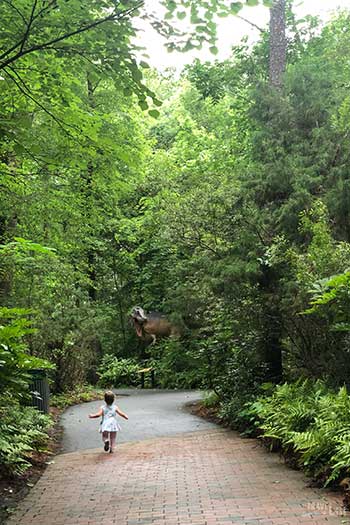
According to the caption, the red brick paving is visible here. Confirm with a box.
[6,429,349,525]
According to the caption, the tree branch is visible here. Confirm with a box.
[3,1,27,24]
[236,15,266,33]
[0,1,59,62]
[4,67,78,136]
[41,45,107,77]
[4,67,121,154]
[30,0,58,23]
[0,1,144,71]
[19,0,38,53]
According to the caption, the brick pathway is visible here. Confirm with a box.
[7,429,349,525]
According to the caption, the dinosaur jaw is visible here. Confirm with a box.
[135,324,143,338]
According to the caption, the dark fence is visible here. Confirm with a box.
[28,369,50,414]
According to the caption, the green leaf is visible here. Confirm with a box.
[139,100,148,110]
[166,0,177,12]
[131,68,143,82]
[230,2,243,13]
[13,144,25,155]
[12,238,56,255]
[139,61,150,69]
[148,109,160,118]
[177,11,186,20]
[18,115,33,129]
[183,41,195,51]
[209,46,219,55]
[246,0,259,5]
[31,144,42,155]
[152,98,163,107]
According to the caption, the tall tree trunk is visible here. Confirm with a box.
[86,75,97,302]
[112,255,127,347]
[260,265,283,383]
[259,0,287,383]
[269,0,287,90]
[80,74,102,382]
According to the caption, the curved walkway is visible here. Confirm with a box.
[61,389,217,452]
[7,390,348,525]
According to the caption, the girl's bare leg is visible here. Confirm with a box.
[102,431,110,451]
[109,431,117,453]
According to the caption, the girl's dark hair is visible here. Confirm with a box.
[104,391,115,405]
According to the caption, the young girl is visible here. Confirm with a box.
[88,391,128,453]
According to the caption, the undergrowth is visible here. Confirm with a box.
[0,396,52,478]
[220,379,350,486]
[50,384,104,410]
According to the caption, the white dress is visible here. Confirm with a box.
[99,404,121,433]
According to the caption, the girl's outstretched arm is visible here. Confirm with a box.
[88,408,103,418]
[116,406,128,420]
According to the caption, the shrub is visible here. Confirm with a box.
[0,395,52,477]
[0,308,54,478]
[97,356,140,387]
[148,339,203,389]
[202,390,220,409]
[0,307,53,399]
[244,380,350,485]
[50,384,104,410]
[218,344,268,431]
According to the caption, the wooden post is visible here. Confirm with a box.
[138,367,154,389]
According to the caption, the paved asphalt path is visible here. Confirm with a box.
[61,389,217,452]
[8,390,347,524]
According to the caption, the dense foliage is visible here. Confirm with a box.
[2,0,350,483]
[235,380,350,486]
[0,397,51,476]
[97,356,140,387]
[0,307,53,476]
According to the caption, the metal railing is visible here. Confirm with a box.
[28,369,50,414]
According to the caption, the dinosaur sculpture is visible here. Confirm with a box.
[130,306,180,344]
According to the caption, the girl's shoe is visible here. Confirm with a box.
[109,448,113,454]
[104,440,110,452]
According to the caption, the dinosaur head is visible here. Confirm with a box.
[130,306,148,337]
